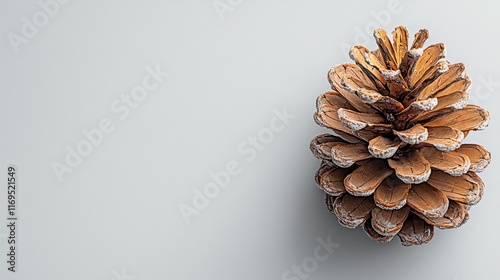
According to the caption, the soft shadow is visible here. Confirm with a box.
[287,159,402,259]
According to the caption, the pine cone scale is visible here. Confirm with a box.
[455,144,491,172]
[398,214,434,246]
[371,205,410,236]
[413,200,466,229]
[406,183,449,218]
[373,175,411,210]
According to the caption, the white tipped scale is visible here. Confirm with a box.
[338,108,367,131]
[381,69,401,79]
[423,126,464,152]
[437,58,449,73]
[407,183,449,219]
[394,124,429,145]
[368,136,401,159]
[337,108,389,133]
[419,147,471,177]
[423,105,490,131]
[409,48,423,56]
[427,171,484,206]
[330,143,373,168]
[388,150,432,185]
[456,144,491,173]
[411,98,438,111]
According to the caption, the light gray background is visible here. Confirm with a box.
[1,0,499,279]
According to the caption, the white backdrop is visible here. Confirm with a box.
[1,0,499,279]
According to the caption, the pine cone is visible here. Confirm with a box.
[310,26,491,246]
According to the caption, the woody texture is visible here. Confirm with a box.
[310,26,491,246]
